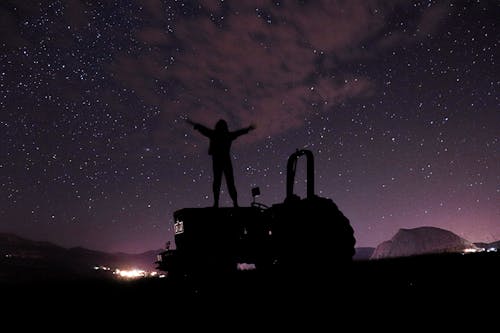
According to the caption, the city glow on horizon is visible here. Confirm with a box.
[93,265,161,280]
[114,268,147,279]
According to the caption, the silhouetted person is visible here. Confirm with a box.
[186,118,255,208]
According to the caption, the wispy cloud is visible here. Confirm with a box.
[1,0,448,148]
[114,0,418,147]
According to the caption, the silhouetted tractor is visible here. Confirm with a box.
[157,149,355,279]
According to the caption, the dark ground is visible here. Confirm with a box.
[2,252,498,326]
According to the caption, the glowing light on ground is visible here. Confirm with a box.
[237,263,256,271]
[92,265,162,280]
[94,265,111,271]
[114,268,147,279]
[463,248,480,253]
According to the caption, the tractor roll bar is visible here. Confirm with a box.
[286,149,314,200]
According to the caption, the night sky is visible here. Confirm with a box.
[1,0,498,253]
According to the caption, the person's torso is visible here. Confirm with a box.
[209,132,232,156]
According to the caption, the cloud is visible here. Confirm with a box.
[377,2,449,50]
[140,0,166,22]
[136,27,171,45]
[4,1,448,150]
[108,1,444,149]
[417,2,449,36]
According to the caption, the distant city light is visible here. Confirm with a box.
[463,248,482,253]
[114,268,147,279]
[93,265,111,271]
[237,263,256,271]
[91,265,161,280]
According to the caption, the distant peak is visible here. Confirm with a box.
[397,226,449,233]
[372,226,476,259]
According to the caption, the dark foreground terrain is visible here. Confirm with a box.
[2,251,498,325]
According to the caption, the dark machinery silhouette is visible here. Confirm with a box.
[157,149,355,278]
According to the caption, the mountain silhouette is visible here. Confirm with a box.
[474,240,500,249]
[0,232,161,282]
[353,247,375,260]
[371,226,477,259]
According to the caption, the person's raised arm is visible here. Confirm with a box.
[185,118,212,137]
[185,118,197,127]
[231,124,256,139]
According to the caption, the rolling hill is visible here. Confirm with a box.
[0,233,162,282]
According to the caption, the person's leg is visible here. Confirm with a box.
[212,158,223,207]
[224,158,238,207]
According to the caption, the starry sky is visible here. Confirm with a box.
[1,0,498,253]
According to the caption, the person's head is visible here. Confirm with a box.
[215,119,228,132]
